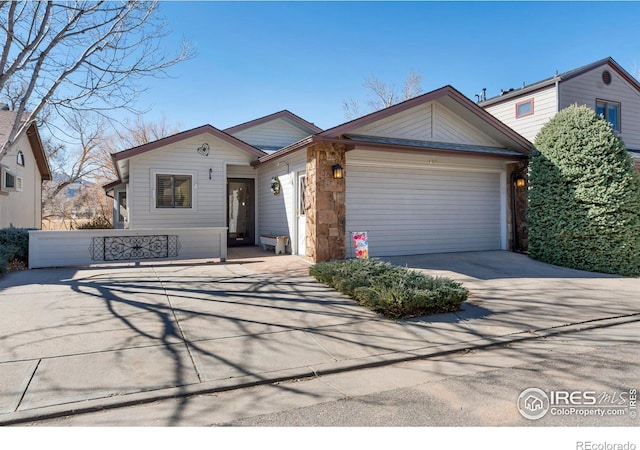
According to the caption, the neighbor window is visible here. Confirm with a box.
[156,174,192,208]
[516,99,534,118]
[596,100,621,132]
[1,167,22,192]
[16,151,24,166]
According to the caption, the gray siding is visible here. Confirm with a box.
[352,101,503,147]
[483,85,558,142]
[229,118,312,151]
[256,149,306,251]
[128,133,255,229]
[559,67,640,150]
[345,150,506,257]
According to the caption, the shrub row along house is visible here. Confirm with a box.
[100,57,640,264]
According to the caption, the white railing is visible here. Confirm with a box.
[29,227,227,269]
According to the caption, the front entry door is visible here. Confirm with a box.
[227,178,255,247]
[296,172,306,255]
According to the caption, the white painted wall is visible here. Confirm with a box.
[229,118,312,151]
[483,85,558,142]
[29,227,227,269]
[127,132,255,229]
[256,149,306,254]
[345,149,507,257]
[0,132,43,229]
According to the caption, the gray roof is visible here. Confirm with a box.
[0,109,22,145]
[343,134,524,157]
[479,57,640,107]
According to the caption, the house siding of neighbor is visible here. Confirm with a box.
[481,57,640,170]
[0,109,51,229]
[106,87,532,263]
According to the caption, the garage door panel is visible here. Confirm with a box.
[346,162,502,257]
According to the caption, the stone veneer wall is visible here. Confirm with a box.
[305,142,346,262]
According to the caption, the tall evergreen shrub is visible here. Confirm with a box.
[528,104,640,276]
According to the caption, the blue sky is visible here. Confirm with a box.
[133,1,640,131]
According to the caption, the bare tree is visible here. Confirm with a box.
[115,115,182,149]
[0,1,193,161]
[343,70,424,120]
[46,111,116,198]
[42,114,182,228]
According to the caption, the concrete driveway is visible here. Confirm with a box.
[0,249,638,425]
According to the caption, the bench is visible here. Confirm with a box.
[260,235,289,255]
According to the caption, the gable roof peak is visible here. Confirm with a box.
[480,56,639,106]
[112,123,266,162]
[224,110,322,135]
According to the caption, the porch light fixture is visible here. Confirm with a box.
[515,177,526,187]
[332,164,344,179]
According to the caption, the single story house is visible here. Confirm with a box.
[106,85,532,263]
[0,106,51,229]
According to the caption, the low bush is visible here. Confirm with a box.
[75,216,112,229]
[310,258,468,319]
[0,228,31,274]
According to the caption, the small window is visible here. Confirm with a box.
[596,100,621,132]
[16,151,24,166]
[4,171,15,189]
[156,174,192,208]
[1,168,22,192]
[516,99,534,118]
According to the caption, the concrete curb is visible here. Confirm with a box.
[2,312,639,426]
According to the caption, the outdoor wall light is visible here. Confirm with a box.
[515,177,526,187]
[332,164,344,179]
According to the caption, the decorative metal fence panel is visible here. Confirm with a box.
[29,227,227,269]
[89,235,180,261]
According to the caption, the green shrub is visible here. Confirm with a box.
[529,104,640,276]
[0,228,31,274]
[309,258,468,319]
[75,216,112,229]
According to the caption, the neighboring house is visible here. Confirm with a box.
[479,57,640,170]
[0,106,52,229]
[106,87,532,262]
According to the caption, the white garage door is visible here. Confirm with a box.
[346,161,503,257]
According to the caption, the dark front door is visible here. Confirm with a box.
[227,178,255,247]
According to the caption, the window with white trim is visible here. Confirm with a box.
[596,100,621,132]
[1,167,22,192]
[16,151,24,166]
[156,174,192,208]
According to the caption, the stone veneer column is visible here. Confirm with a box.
[305,142,346,263]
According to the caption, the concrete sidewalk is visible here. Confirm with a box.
[1,249,639,425]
